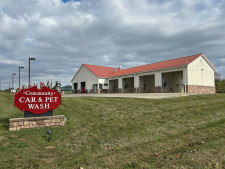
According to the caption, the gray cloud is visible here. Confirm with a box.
[0,0,225,90]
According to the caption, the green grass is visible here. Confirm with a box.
[0,93,225,168]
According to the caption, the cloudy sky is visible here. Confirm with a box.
[0,0,224,90]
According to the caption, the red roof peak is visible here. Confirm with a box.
[83,64,119,77]
[83,64,115,68]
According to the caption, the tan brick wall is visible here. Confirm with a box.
[100,89,108,93]
[155,86,162,93]
[118,88,122,93]
[9,115,66,131]
[134,87,139,93]
[187,85,215,93]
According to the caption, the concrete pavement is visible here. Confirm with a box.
[62,93,190,99]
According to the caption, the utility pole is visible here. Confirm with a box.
[28,57,36,88]
[19,66,24,90]
[12,73,16,91]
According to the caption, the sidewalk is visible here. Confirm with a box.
[62,93,189,99]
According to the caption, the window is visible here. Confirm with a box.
[99,84,103,90]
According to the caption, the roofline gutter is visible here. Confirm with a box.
[107,65,188,79]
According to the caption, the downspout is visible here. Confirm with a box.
[184,66,187,93]
[185,69,186,93]
[183,66,187,93]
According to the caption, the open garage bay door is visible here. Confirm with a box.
[162,71,184,93]
[73,83,78,93]
[123,77,134,93]
[139,74,155,93]
[109,79,118,93]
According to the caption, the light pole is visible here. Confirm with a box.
[19,66,24,90]
[12,73,16,91]
[29,57,36,88]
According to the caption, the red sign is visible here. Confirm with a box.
[15,86,61,114]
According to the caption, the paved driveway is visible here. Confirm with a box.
[62,93,190,99]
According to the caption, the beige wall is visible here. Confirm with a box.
[187,56,215,86]
[71,66,99,91]
[134,76,139,88]
[155,72,162,87]
[98,79,109,90]
[118,77,123,89]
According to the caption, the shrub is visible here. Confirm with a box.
[215,79,225,93]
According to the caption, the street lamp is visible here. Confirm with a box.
[12,73,16,91]
[19,66,24,90]
[29,57,36,88]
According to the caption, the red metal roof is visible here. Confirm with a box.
[83,64,120,77]
[84,53,203,77]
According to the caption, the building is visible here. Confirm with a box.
[61,85,72,92]
[71,53,216,94]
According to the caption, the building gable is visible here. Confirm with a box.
[71,64,99,82]
[188,54,216,71]
[187,54,215,86]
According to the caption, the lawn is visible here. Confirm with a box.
[0,93,224,168]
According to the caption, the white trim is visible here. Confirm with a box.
[201,54,216,71]
[71,64,83,82]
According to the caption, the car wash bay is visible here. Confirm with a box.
[162,71,184,93]
[108,70,185,93]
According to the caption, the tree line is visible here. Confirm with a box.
[215,80,225,93]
